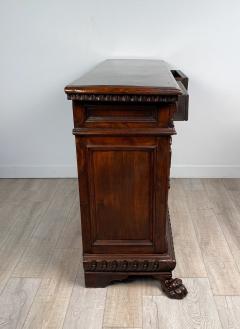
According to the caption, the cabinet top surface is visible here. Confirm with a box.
[65,59,182,96]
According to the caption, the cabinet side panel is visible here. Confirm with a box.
[88,146,155,245]
[75,137,92,253]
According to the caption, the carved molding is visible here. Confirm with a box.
[67,93,177,103]
[84,259,170,272]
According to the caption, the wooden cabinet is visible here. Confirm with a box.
[65,59,188,299]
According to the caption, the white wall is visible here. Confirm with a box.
[1,0,240,178]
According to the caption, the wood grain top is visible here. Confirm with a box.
[65,59,182,96]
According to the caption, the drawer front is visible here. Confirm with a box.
[76,136,170,254]
[174,81,189,121]
[85,104,157,123]
[72,102,174,128]
[171,70,189,121]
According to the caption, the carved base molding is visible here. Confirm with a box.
[84,259,173,272]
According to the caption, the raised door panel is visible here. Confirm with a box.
[76,136,169,254]
[89,146,155,247]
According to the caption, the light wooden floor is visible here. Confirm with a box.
[0,178,240,329]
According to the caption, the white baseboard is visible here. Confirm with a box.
[171,165,240,178]
[0,165,240,178]
[0,165,78,178]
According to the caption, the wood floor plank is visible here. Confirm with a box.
[201,180,240,283]
[31,179,77,242]
[21,179,60,203]
[169,179,207,278]
[0,202,23,235]
[143,278,222,329]
[191,207,234,260]
[0,229,27,294]
[226,188,240,214]
[201,179,228,212]
[214,206,240,273]
[0,271,11,296]
[63,267,106,329]
[0,180,60,292]
[0,180,60,247]
[0,179,26,203]
[0,201,53,293]
[55,195,82,249]
[1,201,49,248]
[12,179,77,277]
[0,278,40,329]
[140,278,163,296]
[182,180,240,295]
[8,179,60,203]
[180,178,210,210]
[0,200,50,248]
[215,296,240,329]
[193,208,240,295]
[206,180,240,272]
[222,178,240,191]
[103,280,143,328]
[173,239,207,278]
[22,248,80,329]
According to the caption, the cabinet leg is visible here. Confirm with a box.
[159,277,188,299]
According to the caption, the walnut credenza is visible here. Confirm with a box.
[65,59,189,299]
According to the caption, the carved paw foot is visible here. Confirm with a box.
[160,278,188,299]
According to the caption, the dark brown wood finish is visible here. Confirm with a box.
[65,59,188,299]
[65,59,182,96]
[171,70,189,121]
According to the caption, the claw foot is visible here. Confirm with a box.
[160,278,188,299]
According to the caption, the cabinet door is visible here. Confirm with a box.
[76,136,169,254]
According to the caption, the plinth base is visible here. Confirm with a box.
[83,213,188,299]
[84,272,187,299]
